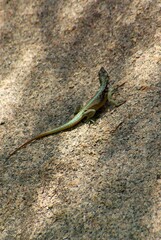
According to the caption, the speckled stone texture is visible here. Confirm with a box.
[1,0,161,239]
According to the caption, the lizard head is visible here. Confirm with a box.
[98,67,110,85]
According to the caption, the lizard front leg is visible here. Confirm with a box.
[108,87,125,107]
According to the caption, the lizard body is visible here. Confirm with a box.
[8,67,115,158]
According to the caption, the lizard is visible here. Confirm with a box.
[7,67,122,159]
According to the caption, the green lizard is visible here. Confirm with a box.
[8,67,121,158]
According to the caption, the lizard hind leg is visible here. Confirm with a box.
[83,109,96,121]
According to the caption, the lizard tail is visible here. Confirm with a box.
[7,114,82,159]
[7,109,84,159]
[7,137,38,159]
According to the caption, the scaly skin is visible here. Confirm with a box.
[8,67,116,158]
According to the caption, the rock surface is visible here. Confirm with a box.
[1,0,161,239]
